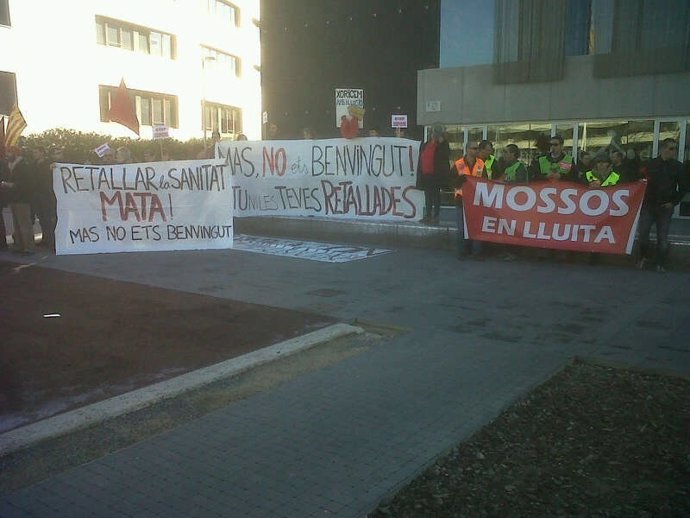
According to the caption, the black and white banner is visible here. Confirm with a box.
[217,137,423,221]
[54,160,232,255]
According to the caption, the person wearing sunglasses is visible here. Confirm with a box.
[530,134,577,182]
[636,138,689,272]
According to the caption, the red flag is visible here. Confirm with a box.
[0,117,5,160]
[108,79,140,136]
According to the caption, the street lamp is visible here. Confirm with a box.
[202,55,216,147]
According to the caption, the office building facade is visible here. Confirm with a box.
[418,0,690,217]
[0,0,261,140]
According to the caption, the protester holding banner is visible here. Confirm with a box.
[416,125,450,225]
[452,141,485,258]
[2,143,36,254]
[585,154,620,188]
[636,138,689,272]
[478,140,497,179]
[499,144,529,184]
[32,146,56,250]
[530,134,577,182]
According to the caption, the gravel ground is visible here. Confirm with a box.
[369,360,690,517]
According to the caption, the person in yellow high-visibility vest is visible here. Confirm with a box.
[585,154,620,188]
[478,140,496,180]
[529,134,577,182]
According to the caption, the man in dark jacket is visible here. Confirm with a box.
[0,158,9,250]
[32,146,56,250]
[2,143,36,254]
[416,125,450,224]
[636,138,689,272]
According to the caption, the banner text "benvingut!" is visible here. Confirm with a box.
[217,137,424,221]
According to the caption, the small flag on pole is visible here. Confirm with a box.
[5,105,27,148]
[108,79,140,136]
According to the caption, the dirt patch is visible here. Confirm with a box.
[0,261,334,433]
[369,360,690,517]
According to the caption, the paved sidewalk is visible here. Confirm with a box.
[1,243,689,517]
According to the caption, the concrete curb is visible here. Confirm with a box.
[0,323,364,457]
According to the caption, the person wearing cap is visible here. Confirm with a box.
[416,125,450,225]
[451,141,485,258]
[585,154,620,188]
[636,138,689,272]
[530,134,577,182]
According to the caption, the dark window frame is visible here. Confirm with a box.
[99,85,179,128]
[201,46,242,77]
[95,16,176,59]
[203,101,242,134]
[207,0,240,27]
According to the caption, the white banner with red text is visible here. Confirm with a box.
[461,177,647,255]
[54,160,232,255]
[216,137,423,221]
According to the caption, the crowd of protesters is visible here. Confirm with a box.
[416,129,690,272]
[0,129,247,254]
[1,128,688,272]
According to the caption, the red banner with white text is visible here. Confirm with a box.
[462,177,647,255]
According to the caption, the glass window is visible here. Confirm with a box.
[151,98,163,125]
[150,32,161,56]
[96,21,105,45]
[467,127,484,146]
[107,24,120,47]
[578,120,655,162]
[99,88,111,122]
[100,85,177,128]
[0,0,11,27]
[204,102,242,135]
[137,32,149,53]
[201,46,240,76]
[164,99,172,127]
[138,96,150,126]
[565,0,592,56]
[96,16,173,59]
[162,34,172,59]
[121,28,133,51]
